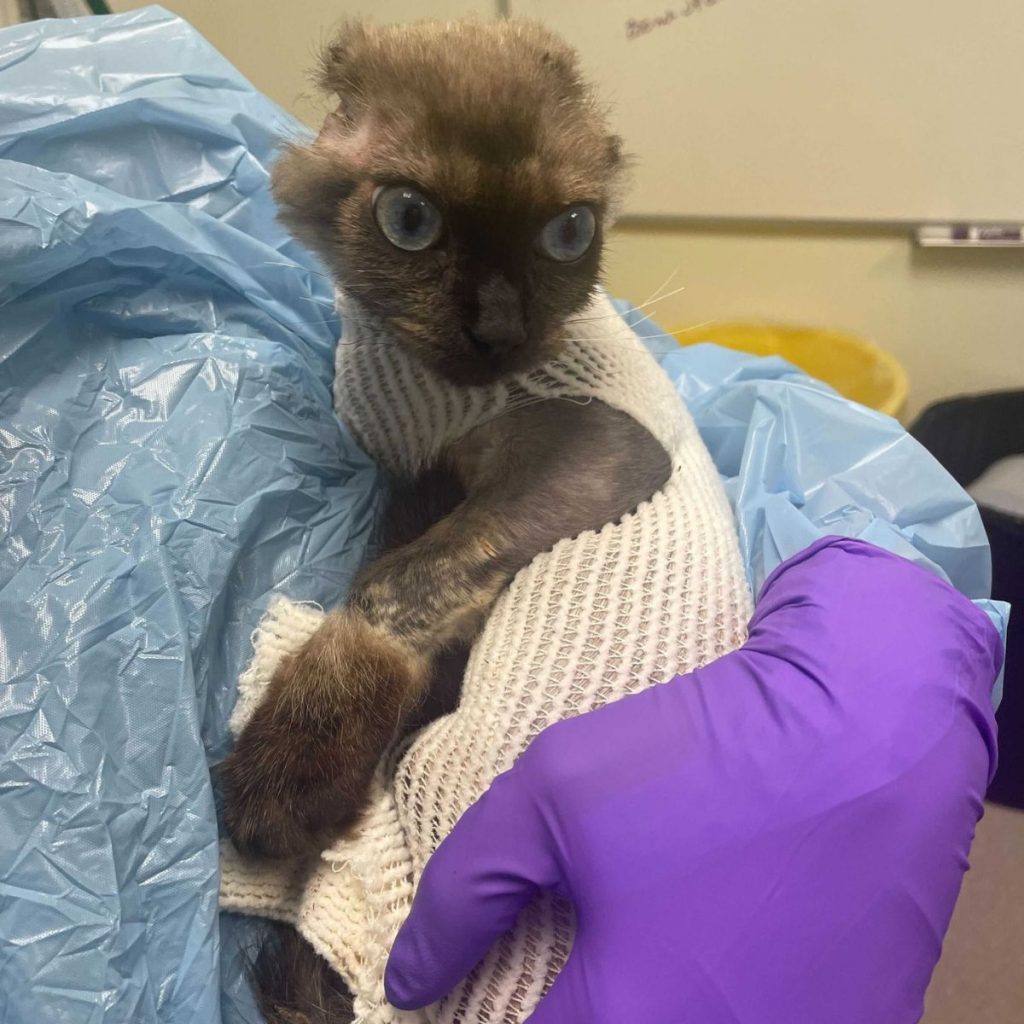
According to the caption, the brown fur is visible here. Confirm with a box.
[249,923,354,1024]
[223,18,670,1022]
[222,401,670,859]
[271,18,626,386]
[222,612,427,858]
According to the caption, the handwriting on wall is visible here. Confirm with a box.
[626,0,726,41]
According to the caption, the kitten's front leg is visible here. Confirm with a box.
[221,505,510,860]
[222,399,670,859]
[222,611,429,858]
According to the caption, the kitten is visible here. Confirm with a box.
[221,19,670,1021]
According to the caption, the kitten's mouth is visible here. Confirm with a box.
[464,329,495,357]
[449,329,557,386]
[383,316,561,387]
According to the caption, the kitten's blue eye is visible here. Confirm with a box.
[373,185,443,251]
[538,205,596,262]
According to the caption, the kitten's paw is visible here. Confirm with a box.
[221,709,360,859]
[221,612,426,859]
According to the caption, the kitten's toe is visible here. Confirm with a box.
[221,773,324,859]
[222,612,416,858]
[220,723,368,859]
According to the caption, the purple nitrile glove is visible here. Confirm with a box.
[385,537,1002,1024]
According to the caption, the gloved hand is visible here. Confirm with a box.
[384,537,1001,1024]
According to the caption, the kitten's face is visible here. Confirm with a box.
[273,20,626,386]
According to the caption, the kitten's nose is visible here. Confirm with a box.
[469,274,526,356]
[465,326,522,355]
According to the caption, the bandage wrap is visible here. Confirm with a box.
[219,292,753,1022]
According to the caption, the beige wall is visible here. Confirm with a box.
[113,1,1024,421]
[110,1,491,124]
[607,222,1024,421]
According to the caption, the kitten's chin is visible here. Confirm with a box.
[433,344,559,388]
[389,329,562,388]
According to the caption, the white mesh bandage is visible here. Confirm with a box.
[220,291,752,1023]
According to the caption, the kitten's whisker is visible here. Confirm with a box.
[290,318,343,329]
[631,282,690,312]
[672,319,719,336]
[257,261,335,281]
[564,311,633,325]
[564,337,676,350]
[565,270,680,326]
[566,318,718,348]
[638,267,680,310]
[566,283,689,328]
[290,306,394,330]
[622,284,691,333]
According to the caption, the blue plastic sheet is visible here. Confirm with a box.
[0,8,1007,1024]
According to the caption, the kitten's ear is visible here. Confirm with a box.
[538,45,578,82]
[314,21,378,169]
[606,135,625,172]
[602,134,632,225]
[317,20,371,105]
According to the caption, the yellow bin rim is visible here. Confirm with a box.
[671,321,908,419]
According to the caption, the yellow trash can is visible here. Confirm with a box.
[673,323,908,419]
